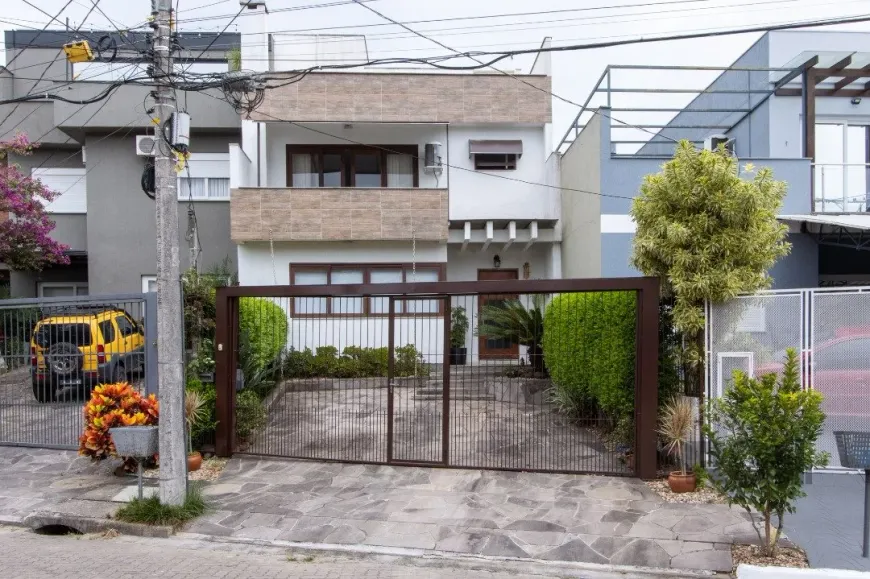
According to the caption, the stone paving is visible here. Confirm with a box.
[0,446,760,573]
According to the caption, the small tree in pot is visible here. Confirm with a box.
[449,306,469,365]
[185,389,208,472]
[659,396,696,493]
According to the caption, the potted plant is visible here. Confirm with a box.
[449,306,469,365]
[185,389,208,472]
[658,396,696,493]
[477,295,547,374]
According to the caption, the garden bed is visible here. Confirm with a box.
[645,478,727,504]
[731,544,808,573]
[143,457,227,482]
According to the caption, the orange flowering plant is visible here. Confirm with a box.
[78,382,159,461]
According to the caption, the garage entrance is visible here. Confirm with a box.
[214,278,659,478]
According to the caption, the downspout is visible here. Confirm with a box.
[256,122,261,187]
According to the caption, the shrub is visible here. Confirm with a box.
[281,345,426,378]
[478,296,546,373]
[185,378,218,448]
[238,330,279,399]
[238,297,288,372]
[543,292,636,423]
[705,349,827,556]
[79,383,159,461]
[450,307,469,349]
[236,389,267,442]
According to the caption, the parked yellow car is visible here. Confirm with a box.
[30,307,145,402]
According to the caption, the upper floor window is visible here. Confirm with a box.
[177,153,230,201]
[469,140,522,171]
[287,145,418,188]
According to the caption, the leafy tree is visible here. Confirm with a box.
[631,141,791,437]
[705,349,827,556]
[0,134,69,270]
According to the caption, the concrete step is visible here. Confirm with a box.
[415,392,496,401]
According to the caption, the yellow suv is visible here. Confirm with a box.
[30,307,145,402]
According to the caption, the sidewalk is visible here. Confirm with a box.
[0,446,758,574]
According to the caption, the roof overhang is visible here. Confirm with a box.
[779,214,870,251]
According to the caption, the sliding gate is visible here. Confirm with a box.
[214,278,659,478]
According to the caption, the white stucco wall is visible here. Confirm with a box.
[263,122,449,189]
[738,565,870,579]
[447,124,559,222]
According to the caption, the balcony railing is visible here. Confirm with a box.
[813,163,870,213]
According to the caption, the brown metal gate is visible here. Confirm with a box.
[214,278,659,478]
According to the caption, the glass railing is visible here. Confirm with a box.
[813,163,870,213]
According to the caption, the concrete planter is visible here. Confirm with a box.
[109,426,158,457]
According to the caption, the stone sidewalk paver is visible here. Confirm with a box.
[0,526,691,579]
[0,446,758,573]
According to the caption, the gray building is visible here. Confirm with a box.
[0,30,242,297]
[559,29,870,289]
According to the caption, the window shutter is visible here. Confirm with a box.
[32,168,87,213]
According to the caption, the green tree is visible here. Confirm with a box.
[477,295,547,373]
[705,349,827,556]
[631,141,791,417]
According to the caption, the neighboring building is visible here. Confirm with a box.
[559,29,870,288]
[230,4,560,362]
[0,30,241,297]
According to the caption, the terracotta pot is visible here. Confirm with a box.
[667,471,697,493]
[625,452,635,470]
[187,451,202,472]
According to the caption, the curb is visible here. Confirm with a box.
[177,532,724,578]
[22,513,173,539]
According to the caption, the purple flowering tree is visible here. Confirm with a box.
[0,134,69,271]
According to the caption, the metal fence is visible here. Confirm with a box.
[0,293,156,450]
[213,278,661,478]
[706,286,870,470]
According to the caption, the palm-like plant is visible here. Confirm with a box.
[658,396,694,475]
[477,294,547,374]
[184,390,208,455]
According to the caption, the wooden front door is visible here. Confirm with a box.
[477,269,520,360]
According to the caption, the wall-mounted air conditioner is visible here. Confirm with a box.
[424,142,443,174]
[135,135,157,157]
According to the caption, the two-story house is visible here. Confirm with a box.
[558,29,870,289]
[230,3,561,362]
[0,30,241,297]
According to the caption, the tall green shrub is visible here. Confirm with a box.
[543,292,636,422]
[238,298,288,371]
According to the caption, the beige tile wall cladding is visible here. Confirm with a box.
[249,73,552,123]
[231,188,449,242]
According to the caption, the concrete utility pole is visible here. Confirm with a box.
[152,0,187,506]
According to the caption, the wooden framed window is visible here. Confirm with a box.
[289,263,445,316]
[286,145,419,188]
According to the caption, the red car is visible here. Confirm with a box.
[754,327,870,417]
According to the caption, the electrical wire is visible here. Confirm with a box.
[178,4,246,80]
[174,0,383,24]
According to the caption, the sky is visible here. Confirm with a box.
[3,0,870,148]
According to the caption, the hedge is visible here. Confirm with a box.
[283,345,428,378]
[542,291,637,422]
[238,298,288,372]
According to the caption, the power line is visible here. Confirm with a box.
[175,0,383,24]
[5,0,75,70]
[178,4,246,80]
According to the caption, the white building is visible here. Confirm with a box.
[229,3,560,363]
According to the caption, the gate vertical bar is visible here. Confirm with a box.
[214,289,236,457]
[386,296,395,463]
[442,296,450,465]
[636,280,659,479]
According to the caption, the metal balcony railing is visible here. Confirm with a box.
[813,163,870,213]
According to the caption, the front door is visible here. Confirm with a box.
[477,269,519,360]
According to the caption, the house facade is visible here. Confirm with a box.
[231,4,560,362]
[559,29,870,288]
[0,30,241,297]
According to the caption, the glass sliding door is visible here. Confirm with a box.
[814,122,869,213]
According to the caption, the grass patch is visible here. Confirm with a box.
[115,484,208,528]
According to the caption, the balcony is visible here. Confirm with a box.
[814,163,870,213]
[230,187,448,243]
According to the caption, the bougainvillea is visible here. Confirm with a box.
[79,383,159,461]
[0,133,70,271]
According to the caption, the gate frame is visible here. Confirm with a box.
[214,277,660,479]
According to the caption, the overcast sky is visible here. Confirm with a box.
[3,0,870,145]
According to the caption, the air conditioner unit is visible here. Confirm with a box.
[704,134,735,155]
[136,135,158,157]
[424,142,443,174]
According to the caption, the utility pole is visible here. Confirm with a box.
[152,0,187,506]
